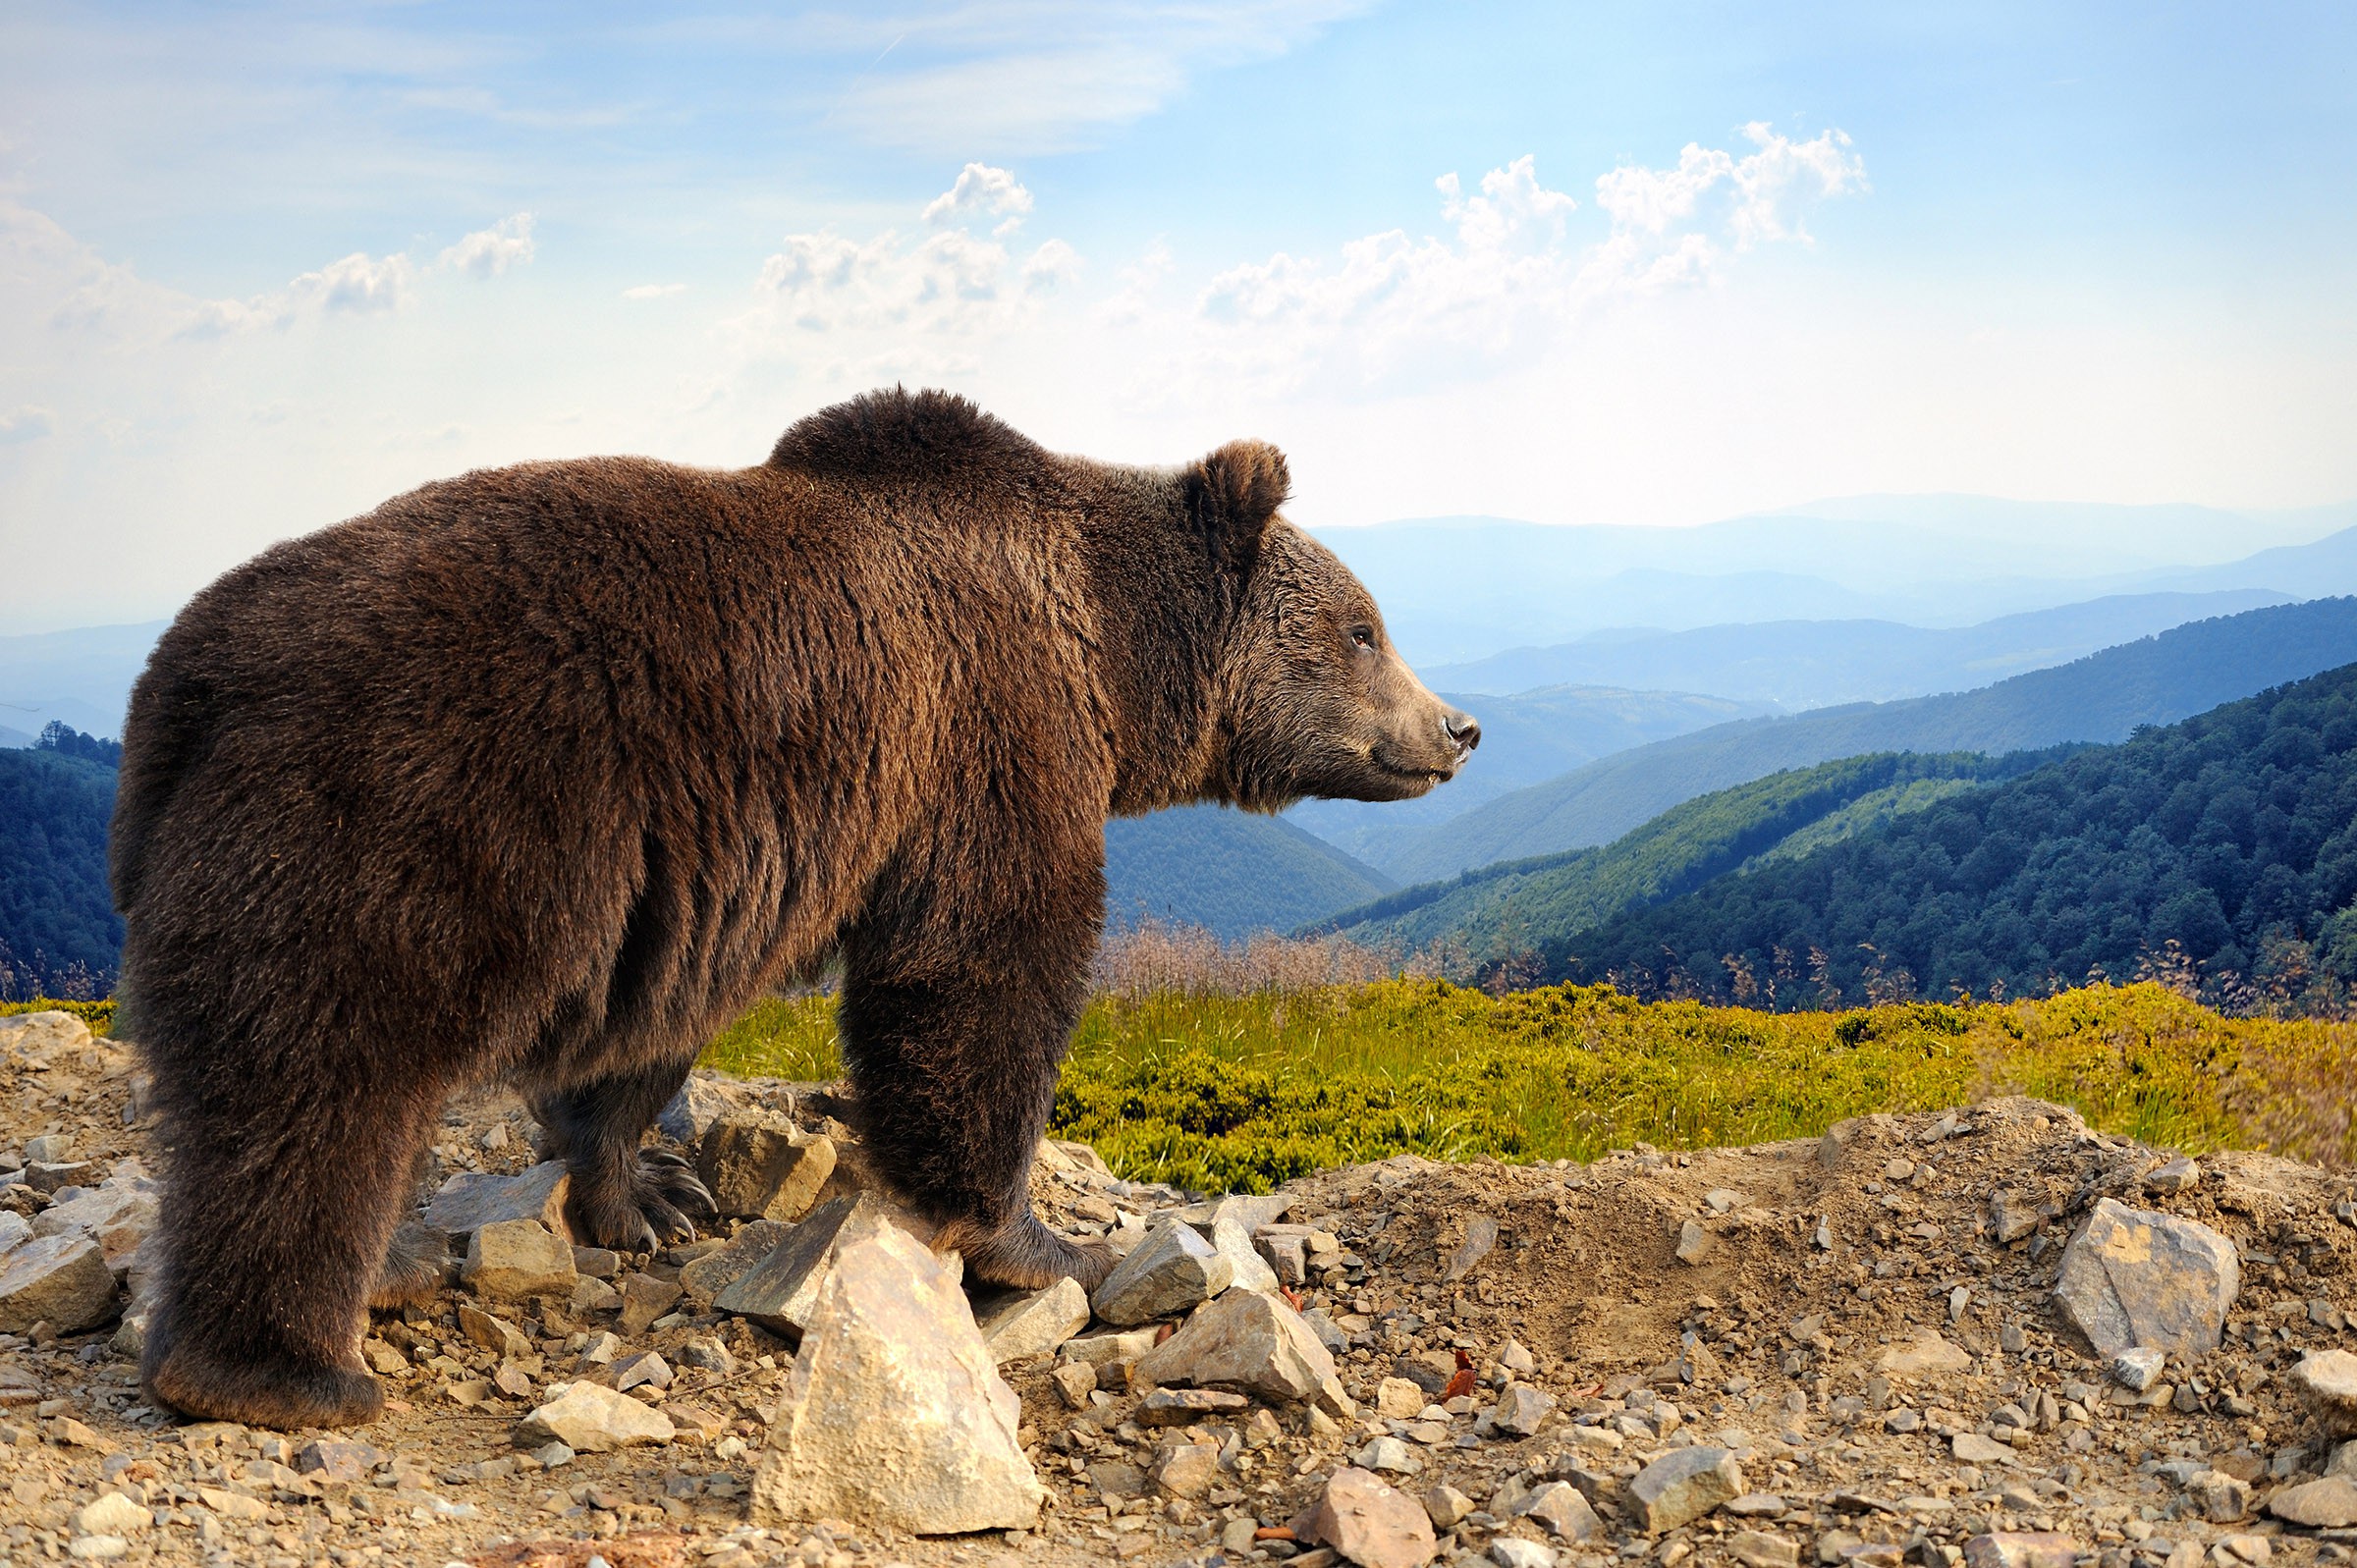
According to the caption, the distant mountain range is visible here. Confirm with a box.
[1311,749,2069,965]
[1418,590,2288,709]
[1353,598,2357,884]
[1555,660,2357,1008]
[1104,806,1392,941]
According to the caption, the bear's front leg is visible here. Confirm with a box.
[533,1056,718,1255]
[838,887,1114,1292]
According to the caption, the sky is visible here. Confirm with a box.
[2,1,2354,630]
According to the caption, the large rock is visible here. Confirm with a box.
[515,1382,674,1451]
[1212,1215,1281,1295]
[2269,1476,2357,1529]
[462,1220,577,1300]
[2290,1350,2357,1437]
[35,1178,158,1276]
[696,1112,836,1221]
[0,1234,117,1333]
[1090,1215,1233,1325]
[752,1222,1043,1535]
[714,1192,904,1336]
[971,1277,1091,1364]
[1131,1288,1354,1416]
[425,1162,573,1245]
[1628,1447,1745,1534]
[0,1010,92,1057]
[1297,1467,1436,1568]
[2052,1197,2238,1358]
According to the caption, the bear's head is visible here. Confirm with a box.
[1186,440,1480,811]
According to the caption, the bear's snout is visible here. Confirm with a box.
[1443,708,1480,756]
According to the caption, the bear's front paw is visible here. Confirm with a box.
[954,1214,1117,1292]
[568,1147,718,1255]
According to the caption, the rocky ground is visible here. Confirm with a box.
[10,1008,2357,1568]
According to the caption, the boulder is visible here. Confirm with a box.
[1131,1288,1355,1416]
[0,1010,92,1057]
[657,1075,741,1144]
[2290,1350,2357,1437]
[1628,1446,1745,1533]
[426,1162,573,1245]
[970,1277,1091,1364]
[714,1192,905,1336]
[1090,1215,1233,1326]
[462,1220,577,1301]
[2052,1197,2238,1358]
[515,1383,674,1452]
[0,1234,117,1333]
[751,1222,1043,1535]
[1298,1467,1437,1568]
[696,1111,836,1221]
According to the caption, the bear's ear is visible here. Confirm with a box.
[1183,439,1290,571]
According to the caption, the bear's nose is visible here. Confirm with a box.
[1444,709,1481,753]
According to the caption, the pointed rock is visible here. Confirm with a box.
[1131,1288,1355,1416]
[714,1192,906,1336]
[0,1234,116,1333]
[1629,1446,1745,1534]
[1299,1466,1437,1568]
[426,1162,573,1245]
[2052,1197,2238,1358]
[752,1222,1043,1535]
[515,1382,674,1451]
[1090,1215,1233,1325]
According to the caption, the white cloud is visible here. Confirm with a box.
[439,213,536,278]
[622,283,688,299]
[181,249,415,338]
[0,406,55,444]
[921,163,1033,233]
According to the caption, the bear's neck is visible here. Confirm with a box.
[1076,518,1241,818]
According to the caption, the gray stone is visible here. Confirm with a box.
[1138,1387,1248,1425]
[1489,1382,1557,1437]
[2186,1470,2251,1523]
[74,1491,149,1538]
[1132,1287,1355,1416]
[515,1382,674,1451]
[26,1161,95,1194]
[656,1075,740,1144]
[676,1219,792,1306]
[462,1219,577,1300]
[971,1276,1091,1364]
[713,1192,902,1336]
[1490,1540,1554,1568]
[612,1350,672,1394]
[1300,1466,1437,1568]
[2268,1476,2357,1528]
[1952,1433,2017,1465]
[1629,1446,1745,1533]
[1356,1434,1421,1474]
[616,1272,683,1336]
[1443,1215,1501,1283]
[1153,1440,1222,1498]
[2290,1349,2357,1437]
[1212,1215,1281,1295]
[2109,1346,2165,1392]
[751,1222,1043,1535]
[696,1111,836,1221]
[426,1162,573,1245]
[1676,1219,1711,1265]
[1090,1215,1233,1325]
[0,1234,116,1333]
[2148,1157,2202,1193]
[1061,1326,1159,1367]
[1176,1193,1293,1234]
[1961,1535,2080,1568]
[1256,1224,1311,1286]
[0,1212,28,1258]
[2052,1197,2239,1358]
[1876,1330,1973,1376]
[1525,1480,1602,1541]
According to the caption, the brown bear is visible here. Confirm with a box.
[112,387,1479,1430]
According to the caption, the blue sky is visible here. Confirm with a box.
[3,2,2353,628]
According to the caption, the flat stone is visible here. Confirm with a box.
[1175,1193,1293,1234]
[657,1075,741,1144]
[571,1246,621,1278]
[1730,1530,1803,1568]
[1357,1434,1421,1474]
[675,1219,791,1305]
[1952,1433,2018,1465]
[294,1439,385,1484]
[570,1275,621,1313]
[1090,1215,1233,1326]
[462,1220,577,1300]
[970,1276,1091,1364]
[696,1111,836,1221]
[26,1161,95,1194]
[1629,1446,1746,1533]
[1131,1288,1355,1416]
[1676,1219,1712,1265]
[1961,1534,2081,1568]
[425,1162,573,1244]
[1213,1214,1281,1295]
[1876,1330,1972,1377]
[612,1350,673,1394]
[2052,1197,2239,1358]
[1138,1387,1249,1426]
[751,1222,1043,1535]
[1443,1215,1501,1283]
[2110,1346,2166,1391]
[713,1192,903,1336]
[2269,1476,2357,1528]
[457,1303,531,1359]
[1061,1326,1160,1367]
[0,1234,116,1333]
[617,1272,683,1336]
[2148,1158,2202,1193]
[515,1382,674,1451]
[74,1491,150,1537]
[2290,1350,2357,1437]
[1300,1466,1437,1568]
[1489,1382,1557,1437]
[1491,1539,1554,1568]
[1526,1480,1603,1541]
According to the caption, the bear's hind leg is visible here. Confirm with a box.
[533,1057,715,1255]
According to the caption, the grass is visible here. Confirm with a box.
[694,976,2357,1196]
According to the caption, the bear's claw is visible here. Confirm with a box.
[568,1146,719,1255]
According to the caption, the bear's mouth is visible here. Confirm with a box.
[1370,747,1457,788]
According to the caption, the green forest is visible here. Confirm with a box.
[0,725,121,1000]
[1551,663,2357,1012]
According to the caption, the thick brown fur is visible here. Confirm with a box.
[112,388,1476,1429]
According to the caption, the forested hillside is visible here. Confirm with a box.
[1104,804,1393,941]
[1554,663,2357,1012]
[1312,749,2065,968]
[0,726,120,1000]
[1367,597,2357,882]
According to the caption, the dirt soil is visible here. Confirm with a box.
[8,1021,2357,1568]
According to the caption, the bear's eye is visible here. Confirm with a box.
[1349,624,1376,652]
